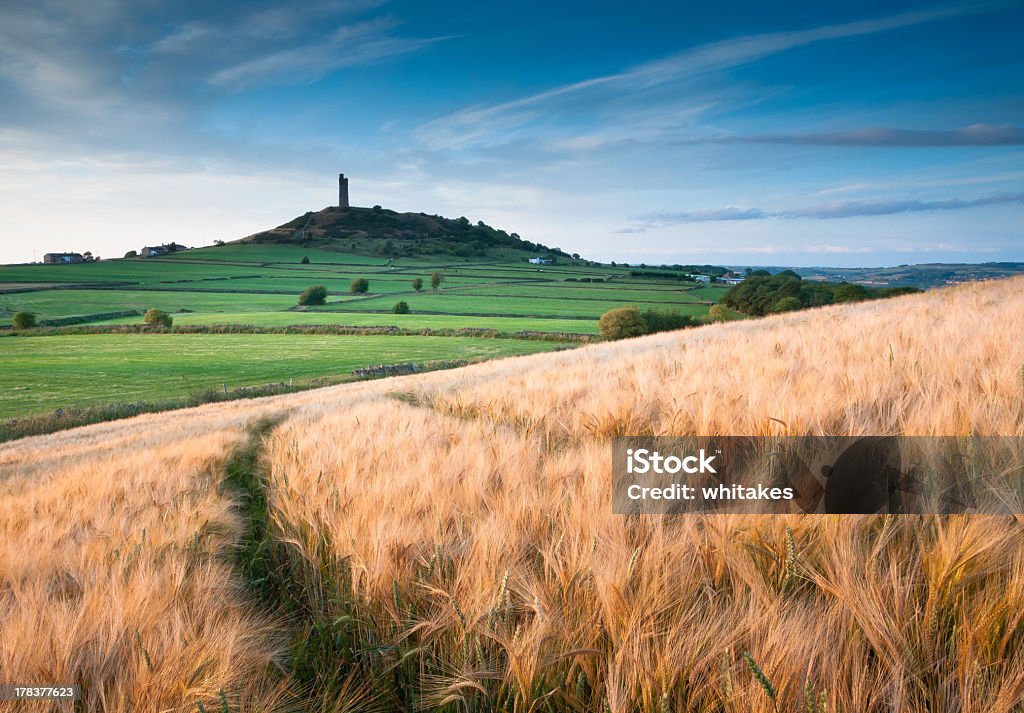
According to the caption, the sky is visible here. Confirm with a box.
[0,0,1021,267]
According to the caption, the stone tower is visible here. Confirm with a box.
[338,173,349,208]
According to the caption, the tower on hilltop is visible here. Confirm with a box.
[338,173,349,208]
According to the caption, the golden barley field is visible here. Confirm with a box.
[2,278,1023,712]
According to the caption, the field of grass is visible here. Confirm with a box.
[1,278,1022,711]
[0,246,731,419]
[0,333,563,417]
[95,310,601,333]
[327,292,713,318]
[0,288,300,317]
[0,249,718,325]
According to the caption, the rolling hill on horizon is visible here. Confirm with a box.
[240,204,575,261]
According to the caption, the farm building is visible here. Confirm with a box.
[721,276,745,285]
[692,274,712,283]
[42,252,84,264]
[528,257,553,265]
[140,243,188,258]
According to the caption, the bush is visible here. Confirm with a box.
[639,309,698,332]
[350,278,370,294]
[392,301,410,314]
[708,304,728,322]
[598,307,700,340]
[412,277,423,291]
[12,312,36,330]
[298,285,328,305]
[143,309,173,328]
[300,256,310,264]
[598,307,649,340]
[123,250,137,258]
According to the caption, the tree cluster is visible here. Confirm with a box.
[721,271,921,316]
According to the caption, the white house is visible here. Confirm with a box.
[528,257,552,265]
[692,274,712,283]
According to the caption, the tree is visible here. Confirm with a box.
[708,304,728,322]
[598,307,648,340]
[350,278,370,294]
[11,312,36,330]
[412,277,423,291]
[300,256,310,264]
[123,250,138,259]
[392,300,410,314]
[143,308,173,328]
[298,285,328,305]
[771,296,802,313]
[832,283,868,303]
[431,272,444,290]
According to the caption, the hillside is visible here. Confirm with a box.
[788,262,1024,288]
[2,278,1023,711]
[242,205,572,260]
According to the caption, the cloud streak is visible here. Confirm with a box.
[705,124,1024,147]
[636,192,1024,225]
[417,2,1009,150]
[207,19,450,88]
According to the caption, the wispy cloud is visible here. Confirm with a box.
[705,124,1024,147]
[815,171,1024,196]
[635,192,1024,225]
[416,2,1008,150]
[208,18,450,88]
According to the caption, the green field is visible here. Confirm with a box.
[0,241,731,420]
[95,311,601,333]
[0,334,563,418]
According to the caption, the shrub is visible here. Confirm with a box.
[639,309,698,332]
[412,278,423,291]
[12,312,36,330]
[599,307,700,340]
[300,256,310,264]
[298,285,328,306]
[598,307,649,340]
[123,250,137,258]
[143,309,173,328]
[431,272,444,290]
[350,278,370,294]
[708,304,728,322]
[392,301,410,314]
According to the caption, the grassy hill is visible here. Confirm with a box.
[2,277,1022,711]
[244,205,572,260]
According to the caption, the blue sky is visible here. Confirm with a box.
[0,0,1021,266]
